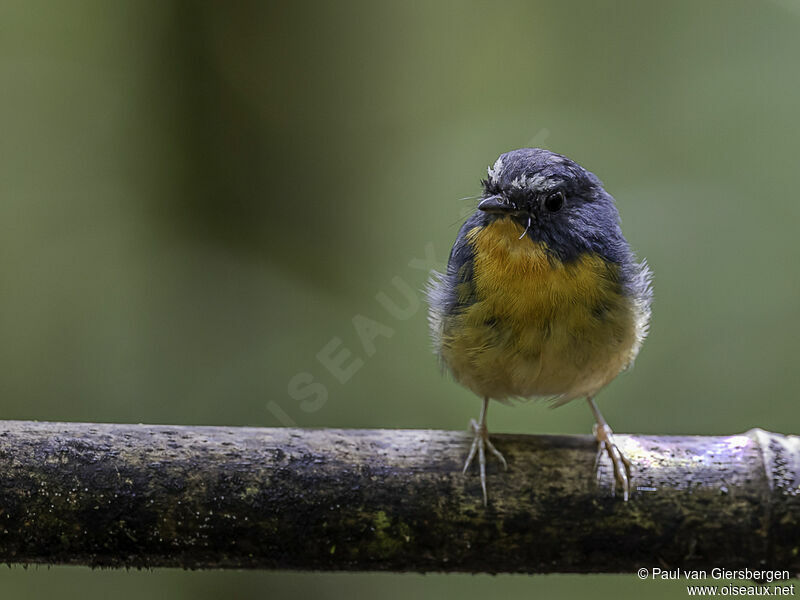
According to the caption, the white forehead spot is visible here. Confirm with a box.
[487,156,504,183]
[509,173,549,192]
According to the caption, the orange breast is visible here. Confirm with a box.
[440,217,638,400]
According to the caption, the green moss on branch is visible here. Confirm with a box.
[0,422,797,574]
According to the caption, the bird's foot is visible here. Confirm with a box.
[463,419,507,505]
[593,422,632,501]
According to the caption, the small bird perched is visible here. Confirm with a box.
[427,148,652,505]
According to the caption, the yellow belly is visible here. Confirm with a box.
[440,218,639,401]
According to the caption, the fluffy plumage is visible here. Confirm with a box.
[427,148,652,403]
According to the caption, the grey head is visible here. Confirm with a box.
[478,147,630,266]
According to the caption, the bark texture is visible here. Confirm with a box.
[0,421,797,573]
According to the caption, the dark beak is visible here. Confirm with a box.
[477,195,512,213]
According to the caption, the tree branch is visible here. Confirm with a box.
[0,421,797,573]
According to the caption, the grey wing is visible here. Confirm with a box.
[425,213,481,356]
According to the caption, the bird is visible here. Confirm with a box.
[427,148,652,505]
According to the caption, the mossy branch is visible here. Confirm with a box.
[0,421,797,573]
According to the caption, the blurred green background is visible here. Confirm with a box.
[1,0,799,597]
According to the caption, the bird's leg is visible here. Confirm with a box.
[587,396,632,501]
[463,397,507,505]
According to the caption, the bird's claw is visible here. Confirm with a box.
[593,423,632,501]
[463,419,507,505]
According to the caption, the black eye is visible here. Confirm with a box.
[543,191,565,212]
